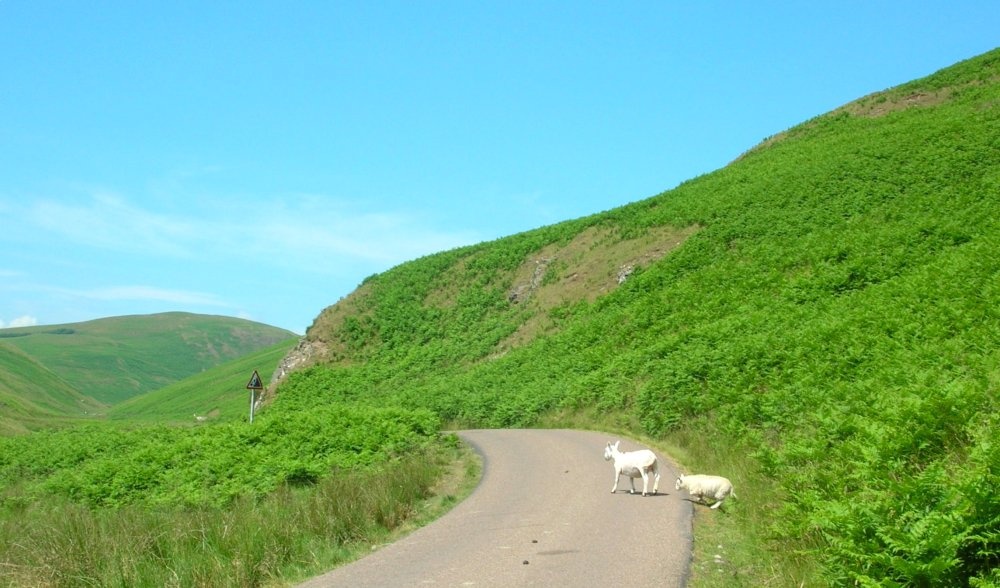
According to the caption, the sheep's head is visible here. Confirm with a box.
[674,476,685,490]
[603,442,614,461]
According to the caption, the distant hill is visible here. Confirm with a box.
[0,312,296,430]
[106,337,298,425]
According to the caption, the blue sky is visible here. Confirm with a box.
[2,2,997,335]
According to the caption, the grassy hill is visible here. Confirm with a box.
[272,49,1000,585]
[106,337,298,425]
[0,344,105,435]
[1,49,997,586]
[0,312,296,426]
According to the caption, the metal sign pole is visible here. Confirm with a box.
[246,370,263,424]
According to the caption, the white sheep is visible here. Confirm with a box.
[674,474,736,509]
[604,441,661,496]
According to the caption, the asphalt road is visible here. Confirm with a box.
[297,429,693,587]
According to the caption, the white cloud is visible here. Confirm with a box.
[27,191,198,257]
[0,315,38,329]
[251,209,479,265]
[15,189,483,272]
[82,286,228,307]
[1,187,493,334]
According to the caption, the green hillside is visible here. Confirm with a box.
[274,49,1000,584]
[0,312,296,408]
[0,344,105,435]
[107,337,298,425]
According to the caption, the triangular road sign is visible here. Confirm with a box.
[246,370,264,390]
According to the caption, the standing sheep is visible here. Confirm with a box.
[674,474,736,509]
[604,441,661,496]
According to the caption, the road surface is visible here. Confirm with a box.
[298,429,693,587]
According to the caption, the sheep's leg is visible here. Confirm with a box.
[652,471,661,495]
[711,496,724,509]
[628,476,637,494]
[611,471,620,494]
[640,471,649,496]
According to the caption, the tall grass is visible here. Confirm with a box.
[663,423,823,587]
[0,443,468,588]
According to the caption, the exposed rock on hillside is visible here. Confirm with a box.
[266,337,326,397]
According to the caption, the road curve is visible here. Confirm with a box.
[297,429,693,587]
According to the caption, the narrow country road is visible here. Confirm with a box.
[297,429,693,588]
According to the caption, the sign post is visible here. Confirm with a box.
[246,370,264,423]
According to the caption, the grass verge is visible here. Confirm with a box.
[663,424,823,587]
[0,436,481,588]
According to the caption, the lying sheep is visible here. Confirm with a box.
[604,440,661,496]
[674,474,736,509]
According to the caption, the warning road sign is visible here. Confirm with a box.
[246,370,264,390]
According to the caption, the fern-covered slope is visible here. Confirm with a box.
[278,49,1000,584]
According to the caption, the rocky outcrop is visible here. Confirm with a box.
[266,337,328,398]
[508,257,553,304]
